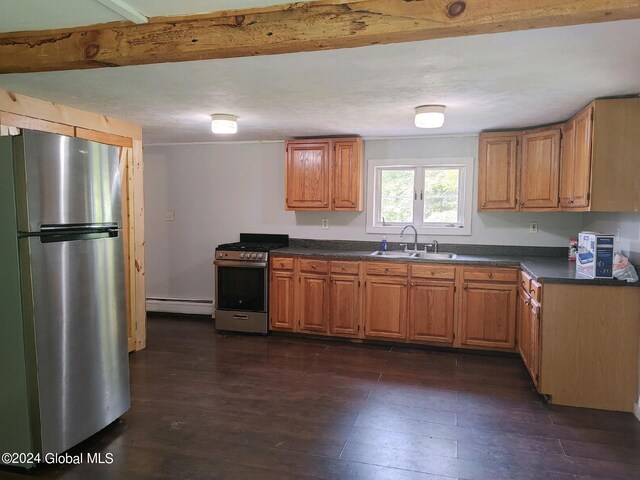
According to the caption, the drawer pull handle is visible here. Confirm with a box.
[312,265,316,269]
[384,268,389,272]
[341,266,346,271]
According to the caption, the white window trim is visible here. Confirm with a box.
[366,157,474,236]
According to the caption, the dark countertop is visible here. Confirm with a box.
[272,247,639,287]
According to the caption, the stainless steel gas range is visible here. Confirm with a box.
[214,233,289,334]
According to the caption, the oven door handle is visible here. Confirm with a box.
[214,260,268,268]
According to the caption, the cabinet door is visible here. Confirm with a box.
[298,272,330,333]
[529,301,541,387]
[518,288,532,370]
[461,282,517,349]
[571,106,593,208]
[269,270,295,330]
[285,141,331,210]
[408,280,454,344]
[333,139,363,211]
[478,132,519,210]
[364,276,407,339]
[559,118,576,208]
[329,274,361,337]
[520,127,561,209]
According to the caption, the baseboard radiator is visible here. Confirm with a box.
[146,298,214,316]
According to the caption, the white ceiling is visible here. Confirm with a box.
[0,0,286,33]
[0,19,639,144]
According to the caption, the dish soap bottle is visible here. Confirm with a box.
[380,235,388,252]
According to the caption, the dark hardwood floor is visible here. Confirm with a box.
[3,314,640,479]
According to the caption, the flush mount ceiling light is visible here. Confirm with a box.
[414,105,446,129]
[210,113,238,134]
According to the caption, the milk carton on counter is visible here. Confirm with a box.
[576,232,615,279]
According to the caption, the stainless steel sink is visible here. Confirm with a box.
[370,250,418,258]
[413,252,457,260]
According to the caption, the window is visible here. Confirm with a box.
[367,157,473,235]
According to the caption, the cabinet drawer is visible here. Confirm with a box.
[529,279,542,303]
[520,270,532,291]
[299,258,329,274]
[366,262,408,277]
[271,257,294,270]
[331,261,360,275]
[410,264,456,280]
[463,267,518,283]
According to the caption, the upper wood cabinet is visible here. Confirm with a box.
[333,139,363,210]
[479,98,640,213]
[285,140,331,209]
[560,106,593,209]
[285,137,363,211]
[519,126,561,210]
[477,132,520,211]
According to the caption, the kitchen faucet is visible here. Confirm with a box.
[400,225,419,250]
[424,240,439,253]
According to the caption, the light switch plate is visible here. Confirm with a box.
[321,218,329,229]
[529,222,538,234]
[164,210,175,221]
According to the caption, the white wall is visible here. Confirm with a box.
[144,136,583,301]
[582,212,640,263]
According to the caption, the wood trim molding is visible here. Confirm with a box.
[1,0,639,73]
[0,111,74,136]
[0,89,142,139]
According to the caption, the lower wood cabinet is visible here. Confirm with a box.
[364,275,407,339]
[460,280,517,350]
[329,273,361,337]
[518,287,541,385]
[297,272,330,333]
[408,279,455,344]
[269,269,295,330]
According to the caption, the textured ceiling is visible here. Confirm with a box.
[0,0,286,33]
[0,20,639,144]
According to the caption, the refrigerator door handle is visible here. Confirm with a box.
[39,223,120,233]
[39,230,119,244]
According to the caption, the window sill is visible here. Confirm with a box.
[365,225,471,236]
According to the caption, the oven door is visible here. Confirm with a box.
[214,260,268,312]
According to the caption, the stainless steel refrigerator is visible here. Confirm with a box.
[0,129,130,468]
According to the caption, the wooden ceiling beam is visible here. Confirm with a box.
[1,0,639,74]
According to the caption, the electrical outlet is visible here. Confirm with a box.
[164,210,175,221]
[321,218,329,229]
[529,222,538,234]
[616,228,621,243]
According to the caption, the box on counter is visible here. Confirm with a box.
[576,232,615,279]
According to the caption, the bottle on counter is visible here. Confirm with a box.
[569,238,577,261]
[381,235,388,252]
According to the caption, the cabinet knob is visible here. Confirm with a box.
[311,265,316,269]
[481,202,486,208]
[488,272,493,278]
[431,271,435,276]
[520,202,525,207]
[525,300,530,305]
[384,268,389,272]
[341,266,346,271]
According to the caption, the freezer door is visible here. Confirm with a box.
[15,130,121,233]
[21,233,130,454]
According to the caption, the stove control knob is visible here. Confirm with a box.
[256,253,263,259]
[239,253,245,258]
[250,253,257,259]
[217,252,222,258]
